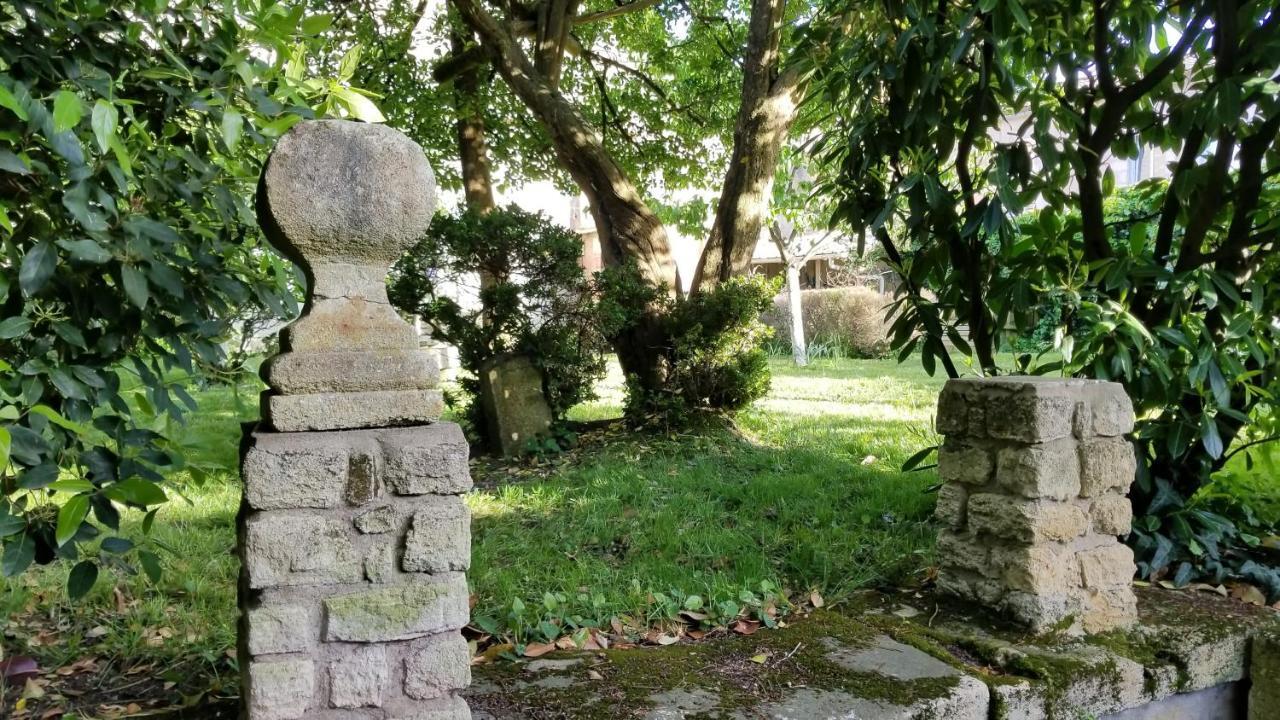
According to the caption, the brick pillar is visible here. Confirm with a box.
[934,377,1138,635]
[238,120,472,719]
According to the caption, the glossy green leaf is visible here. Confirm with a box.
[0,316,32,339]
[2,534,35,577]
[91,99,117,152]
[67,560,98,599]
[221,108,243,150]
[19,241,57,296]
[52,89,82,132]
[121,264,149,309]
[57,238,112,263]
[56,495,91,546]
[0,83,28,120]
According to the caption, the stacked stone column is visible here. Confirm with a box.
[238,120,472,719]
[934,377,1138,635]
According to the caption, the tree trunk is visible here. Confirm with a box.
[451,0,801,390]
[691,0,803,291]
[786,262,807,366]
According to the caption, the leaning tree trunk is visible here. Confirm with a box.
[450,0,679,393]
[691,0,803,291]
[451,0,802,391]
[785,262,807,366]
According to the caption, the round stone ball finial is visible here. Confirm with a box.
[258,119,436,270]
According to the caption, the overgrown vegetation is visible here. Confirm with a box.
[807,0,1280,597]
[762,286,892,360]
[388,206,607,449]
[597,270,778,426]
[0,0,379,594]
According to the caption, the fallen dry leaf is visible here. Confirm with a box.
[522,642,556,658]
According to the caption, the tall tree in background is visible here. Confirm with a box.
[807,0,1280,594]
[448,0,809,391]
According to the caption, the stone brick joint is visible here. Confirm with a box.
[934,377,1139,635]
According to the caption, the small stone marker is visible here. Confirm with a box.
[477,354,553,456]
[239,120,473,720]
[934,376,1138,635]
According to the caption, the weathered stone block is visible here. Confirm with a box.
[1089,493,1133,536]
[937,441,994,486]
[384,694,472,720]
[1248,630,1279,720]
[1000,591,1080,633]
[478,354,554,456]
[266,388,444,433]
[980,378,1080,443]
[936,530,992,576]
[381,424,472,495]
[243,514,361,588]
[994,544,1081,595]
[247,603,317,655]
[329,645,388,708]
[968,494,1088,544]
[936,382,978,436]
[324,574,470,643]
[1078,543,1135,588]
[265,349,439,395]
[1079,436,1136,496]
[242,433,349,510]
[404,632,472,700]
[933,484,969,530]
[995,439,1081,500]
[1082,381,1135,437]
[355,505,398,534]
[403,497,471,574]
[1079,586,1137,634]
[246,657,315,720]
[365,543,396,584]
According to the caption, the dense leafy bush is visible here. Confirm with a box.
[808,0,1280,596]
[761,287,891,359]
[388,206,607,448]
[598,268,776,426]
[0,0,362,593]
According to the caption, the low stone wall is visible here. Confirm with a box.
[240,426,473,718]
[934,376,1138,634]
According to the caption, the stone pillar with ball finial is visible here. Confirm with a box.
[237,120,473,720]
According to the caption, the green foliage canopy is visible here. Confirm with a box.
[388,206,608,448]
[805,0,1280,595]
[0,0,359,593]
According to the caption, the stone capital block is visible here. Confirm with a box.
[266,389,445,434]
[381,424,472,495]
[323,574,470,643]
[934,377,1138,636]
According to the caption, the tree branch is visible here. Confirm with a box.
[574,0,661,25]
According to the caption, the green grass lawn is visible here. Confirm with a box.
[1,357,948,706]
